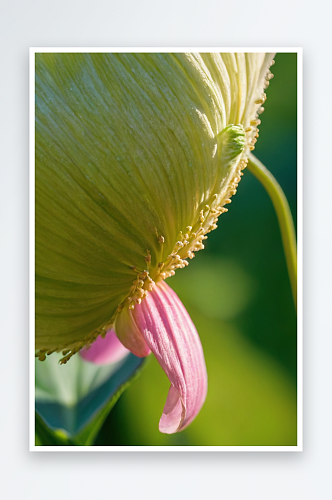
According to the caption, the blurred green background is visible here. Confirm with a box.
[95,53,298,446]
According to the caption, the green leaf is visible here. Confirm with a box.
[74,361,146,446]
[35,352,147,445]
[35,412,76,446]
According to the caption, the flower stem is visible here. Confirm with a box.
[247,153,297,309]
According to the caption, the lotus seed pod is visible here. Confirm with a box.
[35,52,275,361]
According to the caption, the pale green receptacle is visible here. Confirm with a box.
[35,52,275,360]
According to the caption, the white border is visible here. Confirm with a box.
[29,49,36,451]
[29,47,302,452]
[297,48,303,453]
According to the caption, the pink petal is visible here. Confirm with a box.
[79,328,130,365]
[121,281,208,434]
[114,303,151,358]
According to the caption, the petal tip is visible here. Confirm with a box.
[159,386,185,434]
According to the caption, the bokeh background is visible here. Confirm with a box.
[94,52,297,446]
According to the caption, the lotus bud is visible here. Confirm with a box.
[35,52,275,361]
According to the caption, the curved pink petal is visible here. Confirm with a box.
[79,328,130,365]
[114,303,151,358]
[131,281,207,433]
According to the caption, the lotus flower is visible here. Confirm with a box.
[35,52,275,432]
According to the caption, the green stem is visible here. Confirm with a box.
[247,153,297,309]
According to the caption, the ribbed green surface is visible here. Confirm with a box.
[35,53,274,352]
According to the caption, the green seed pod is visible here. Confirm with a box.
[35,52,275,361]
